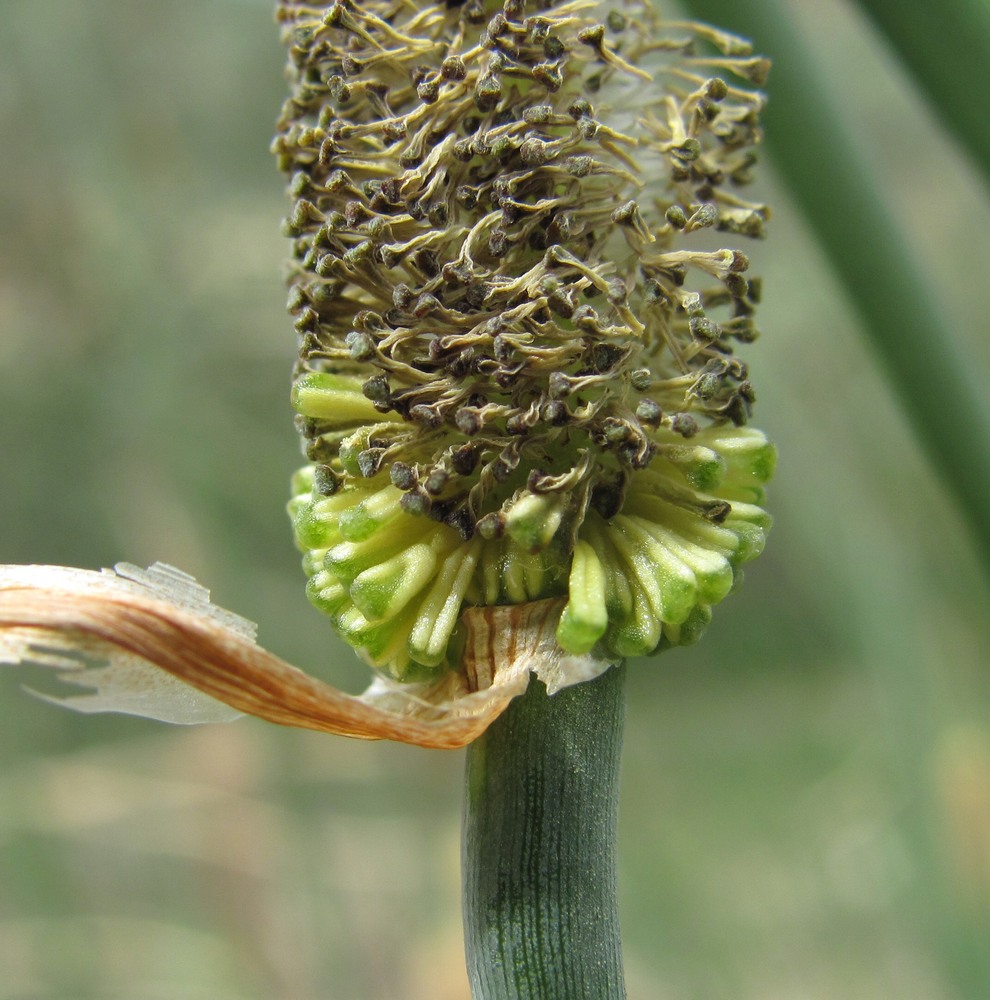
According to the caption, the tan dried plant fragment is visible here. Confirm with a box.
[0,563,615,749]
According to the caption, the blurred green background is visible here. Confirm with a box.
[2,1,989,997]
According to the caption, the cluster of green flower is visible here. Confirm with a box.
[274,0,774,679]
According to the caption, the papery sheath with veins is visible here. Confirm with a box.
[275,0,774,682]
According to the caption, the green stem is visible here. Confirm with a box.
[462,665,627,1000]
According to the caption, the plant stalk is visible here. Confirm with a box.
[461,665,627,1000]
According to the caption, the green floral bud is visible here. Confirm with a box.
[277,0,775,679]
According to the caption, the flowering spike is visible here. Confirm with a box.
[277,0,774,679]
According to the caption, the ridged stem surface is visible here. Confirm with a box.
[462,666,626,1000]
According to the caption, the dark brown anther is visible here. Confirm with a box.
[602,417,633,445]
[455,183,478,207]
[381,119,406,143]
[573,305,600,332]
[490,448,519,482]
[413,292,441,317]
[446,507,476,541]
[474,74,502,111]
[487,12,507,37]
[524,105,555,124]
[526,469,550,493]
[577,24,605,48]
[306,437,337,464]
[590,477,627,520]
[494,366,521,389]
[357,448,386,478]
[463,0,486,24]
[492,335,514,362]
[703,500,732,524]
[410,404,444,429]
[564,155,594,177]
[636,399,662,427]
[671,413,699,438]
[545,213,571,244]
[313,464,342,496]
[576,116,598,139]
[293,306,319,333]
[488,229,509,257]
[328,75,351,103]
[442,55,467,81]
[520,137,550,166]
[463,284,487,309]
[340,55,362,76]
[611,201,638,226]
[406,199,427,222]
[354,310,386,332]
[567,97,593,119]
[505,412,530,435]
[607,10,627,31]
[623,438,657,471]
[725,272,749,299]
[629,369,652,392]
[689,316,721,342]
[476,511,505,540]
[417,78,440,104]
[392,283,415,309]
[448,349,475,380]
[532,62,562,91]
[413,249,440,277]
[720,393,751,426]
[541,399,570,426]
[455,408,483,436]
[362,374,391,405]
[548,372,571,400]
[528,230,548,252]
[390,462,418,491]
[732,319,758,342]
[606,278,627,305]
[591,343,624,372]
[526,16,550,42]
[442,259,473,285]
[425,468,449,495]
[346,330,376,360]
[400,488,432,516]
[452,444,480,476]
[502,0,524,21]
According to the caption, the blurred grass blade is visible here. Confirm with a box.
[680,0,990,567]
[854,0,990,187]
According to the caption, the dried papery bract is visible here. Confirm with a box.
[0,564,606,747]
[277,0,774,683]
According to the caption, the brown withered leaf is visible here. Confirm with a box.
[0,563,615,748]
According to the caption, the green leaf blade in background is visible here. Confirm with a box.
[855,0,990,187]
